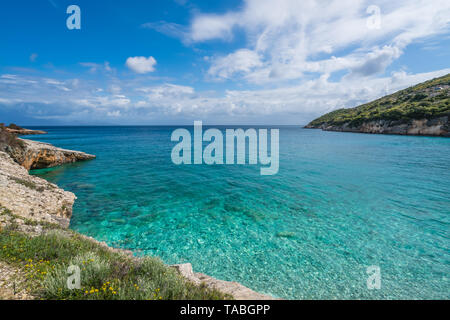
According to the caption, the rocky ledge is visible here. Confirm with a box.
[0,151,75,228]
[5,128,47,136]
[12,139,96,170]
[1,125,95,170]
[171,263,275,300]
[306,116,449,137]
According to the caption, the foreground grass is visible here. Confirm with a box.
[0,221,230,300]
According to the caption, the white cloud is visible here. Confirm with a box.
[189,0,450,83]
[208,49,263,79]
[109,84,122,94]
[137,83,195,98]
[126,56,157,74]
[80,62,114,74]
[107,110,121,117]
[0,68,448,123]
[104,62,112,72]
[142,21,188,41]
[2,0,449,124]
[190,13,238,42]
[129,68,450,121]
[30,53,38,62]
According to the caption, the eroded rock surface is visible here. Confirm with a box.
[10,139,96,170]
[0,151,75,228]
[0,261,34,300]
[171,263,277,300]
[5,128,47,136]
[307,116,449,137]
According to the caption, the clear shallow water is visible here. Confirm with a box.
[28,126,449,299]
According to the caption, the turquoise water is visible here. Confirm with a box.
[29,126,449,299]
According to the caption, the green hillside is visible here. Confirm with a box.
[307,74,450,128]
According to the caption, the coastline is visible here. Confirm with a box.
[305,74,450,137]
[0,132,275,300]
[305,116,450,137]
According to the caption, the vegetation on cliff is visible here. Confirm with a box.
[4,123,24,131]
[0,124,24,151]
[0,207,230,300]
[307,74,450,128]
[0,127,230,300]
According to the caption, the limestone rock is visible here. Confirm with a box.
[5,128,47,136]
[0,151,75,228]
[308,116,449,137]
[12,139,96,170]
[170,263,201,285]
[0,261,34,300]
[170,263,277,300]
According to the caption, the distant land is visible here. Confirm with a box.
[0,123,47,136]
[306,74,450,137]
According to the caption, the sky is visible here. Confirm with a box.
[0,0,449,125]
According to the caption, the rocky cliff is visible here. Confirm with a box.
[11,139,96,170]
[5,128,47,135]
[1,126,95,170]
[307,116,449,136]
[306,73,450,137]
[0,151,75,228]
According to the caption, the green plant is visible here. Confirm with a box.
[8,176,43,191]
[7,123,24,130]
[307,73,450,127]
[0,228,231,300]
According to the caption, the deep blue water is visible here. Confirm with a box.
[28,126,449,299]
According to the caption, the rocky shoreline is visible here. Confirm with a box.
[14,139,96,170]
[5,128,47,136]
[305,74,450,137]
[305,116,450,137]
[0,130,274,300]
[0,151,75,228]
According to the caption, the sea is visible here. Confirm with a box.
[27,126,450,299]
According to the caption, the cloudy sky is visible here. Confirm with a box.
[0,0,449,125]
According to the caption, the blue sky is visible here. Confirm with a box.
[0,0,449,125]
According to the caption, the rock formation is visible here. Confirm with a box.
[171,263,276,300]
[1,126,95,170]
[12,139,96,170]
[5,128,47,135]
[307,116,449,136]
[0,151,75,228]
[306,73,450,137]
